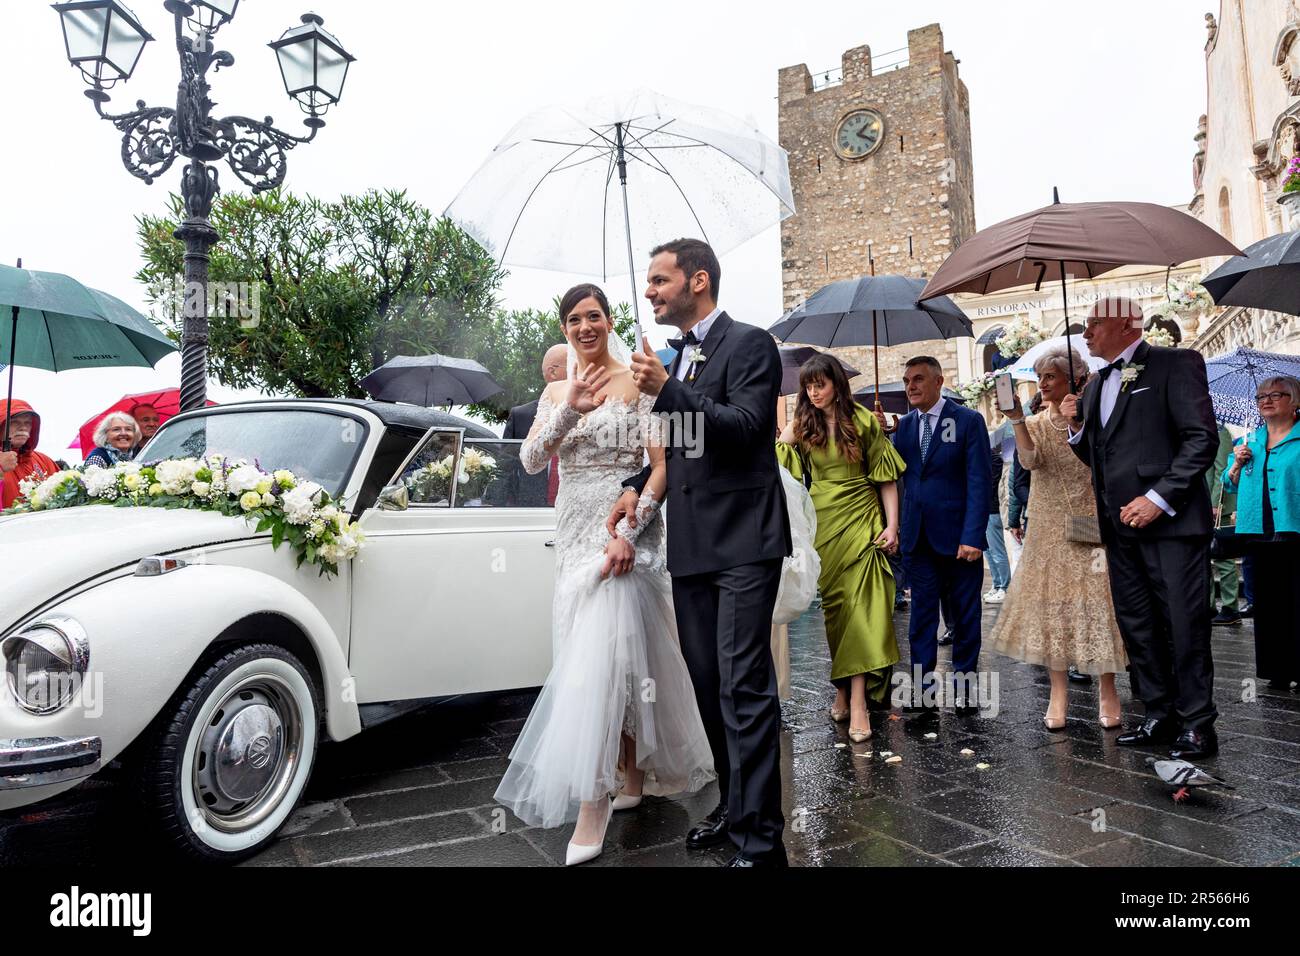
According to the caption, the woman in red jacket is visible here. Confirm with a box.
[1,399,61,509]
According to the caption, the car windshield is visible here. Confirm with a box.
[141,409,366,499]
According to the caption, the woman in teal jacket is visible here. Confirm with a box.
[1222,375,1300,689]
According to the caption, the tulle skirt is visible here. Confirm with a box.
[494,556,716,829]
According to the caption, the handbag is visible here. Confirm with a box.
[1208,475,1255,560]
[1065,514,1103,546]
[1040,420,1102,544]
[773,465,821,625]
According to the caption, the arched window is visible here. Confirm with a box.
[1219,186,1234,244]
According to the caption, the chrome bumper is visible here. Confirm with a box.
[0,736,101,789]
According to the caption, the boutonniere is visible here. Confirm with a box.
[687,348,707,366]
[1120,364,1144,391]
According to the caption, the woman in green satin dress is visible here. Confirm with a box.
[776,354,906,742]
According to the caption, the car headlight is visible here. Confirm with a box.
[1,617,90,715]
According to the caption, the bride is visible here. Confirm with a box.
[494,283,714,865]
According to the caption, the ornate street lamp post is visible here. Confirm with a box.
[53,1,355,410]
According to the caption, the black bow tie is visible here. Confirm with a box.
[1099,359,1125,380]
[667,330,699,352]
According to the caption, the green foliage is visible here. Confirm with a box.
[136,186,647,423]
[135,189,505,398]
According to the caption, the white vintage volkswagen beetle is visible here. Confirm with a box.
[0,399,556,861]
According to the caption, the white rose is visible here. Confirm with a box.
[82,467,119,499]
[224,464,267,496]
[191,481,211,497]
[279,484,320,525]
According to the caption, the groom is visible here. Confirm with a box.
[609,238,792,867]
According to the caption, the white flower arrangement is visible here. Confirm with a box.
[957,371,999,403]
[995,317,1047,359]
[1152,279,1213,322]
[1143,327,1176,348]
[2,456,364,577]
[404,450,498,503]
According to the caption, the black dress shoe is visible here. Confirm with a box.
[1212,608,1243,627]
[1116,718,1179,747]
[1067,665,1093,684]
[953,698,979,718]
[686,802,729,849]
[1239,602,1253,618]
[902,703,939,722]
[1169,729,1219,760]
[725,851,788,868]
[937,629,954,646]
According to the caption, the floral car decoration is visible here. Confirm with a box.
[404,447,498,503]
[5,456,365,576]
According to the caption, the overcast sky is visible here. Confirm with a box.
[1,0,1209,454]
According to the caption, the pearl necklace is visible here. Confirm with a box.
[1046,409,1070,432]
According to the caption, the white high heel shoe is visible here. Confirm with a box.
[611,791,643,811]
[565,797,613,866]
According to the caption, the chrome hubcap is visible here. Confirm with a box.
[192,674,303,833]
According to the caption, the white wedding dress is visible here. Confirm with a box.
[494,388,715,828]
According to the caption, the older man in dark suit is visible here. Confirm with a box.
[1063,297,1220,760]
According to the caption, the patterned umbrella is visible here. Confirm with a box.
[1203,347,1300,428]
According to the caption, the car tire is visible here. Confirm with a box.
[136,643,320,863]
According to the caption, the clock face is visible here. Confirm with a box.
[834,109,884,160]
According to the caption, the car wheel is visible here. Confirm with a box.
[137,643,320,863]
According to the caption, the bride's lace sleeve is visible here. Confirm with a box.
[520,390,581,475]
[614,393,665,545]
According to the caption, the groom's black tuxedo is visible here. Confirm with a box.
[628,312,792,575]
[1070,340,1219,733]
[625,311,791,862]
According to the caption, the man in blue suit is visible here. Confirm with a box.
[892,356,992,717]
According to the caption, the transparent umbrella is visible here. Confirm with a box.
[444,89,795,340]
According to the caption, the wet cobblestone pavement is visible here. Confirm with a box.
[4,597,1300,867]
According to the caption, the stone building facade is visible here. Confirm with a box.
[776,24,976,391]
[1190,0,1300,358]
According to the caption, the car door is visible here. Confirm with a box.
[348,428,557,703]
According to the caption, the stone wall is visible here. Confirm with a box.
[776,23,976,385]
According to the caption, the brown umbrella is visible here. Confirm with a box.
[920,192,1242,395]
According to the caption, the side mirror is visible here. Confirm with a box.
[377,482,409,512]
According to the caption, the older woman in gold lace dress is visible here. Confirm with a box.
[989,346,1128,730]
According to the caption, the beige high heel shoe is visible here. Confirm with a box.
[1098,698,1122,729]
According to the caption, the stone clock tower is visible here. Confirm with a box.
[777,24,976,383]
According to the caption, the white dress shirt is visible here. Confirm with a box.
[1067,338,1174,516]
[675,308,722,381]
[918,397,946,457]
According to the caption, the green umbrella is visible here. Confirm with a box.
[0,261,176,450]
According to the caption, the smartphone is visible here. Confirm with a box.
[995,372,1017,412]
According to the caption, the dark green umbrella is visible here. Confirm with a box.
[0,261,177,449]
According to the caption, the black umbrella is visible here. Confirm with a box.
[768,274,972,411]
[361,354,504,407]
[851,381,966,416]
[778,346,859,396]
[1202,231,1300,316]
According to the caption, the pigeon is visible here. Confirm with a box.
[1146,758,1232,803]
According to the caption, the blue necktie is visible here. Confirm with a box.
[920,413,933,462]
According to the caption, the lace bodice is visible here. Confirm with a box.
[521,390,667,575]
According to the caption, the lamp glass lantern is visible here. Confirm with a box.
[270,14,355,114]
[174,0,240,34]
[53,1,153,88]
